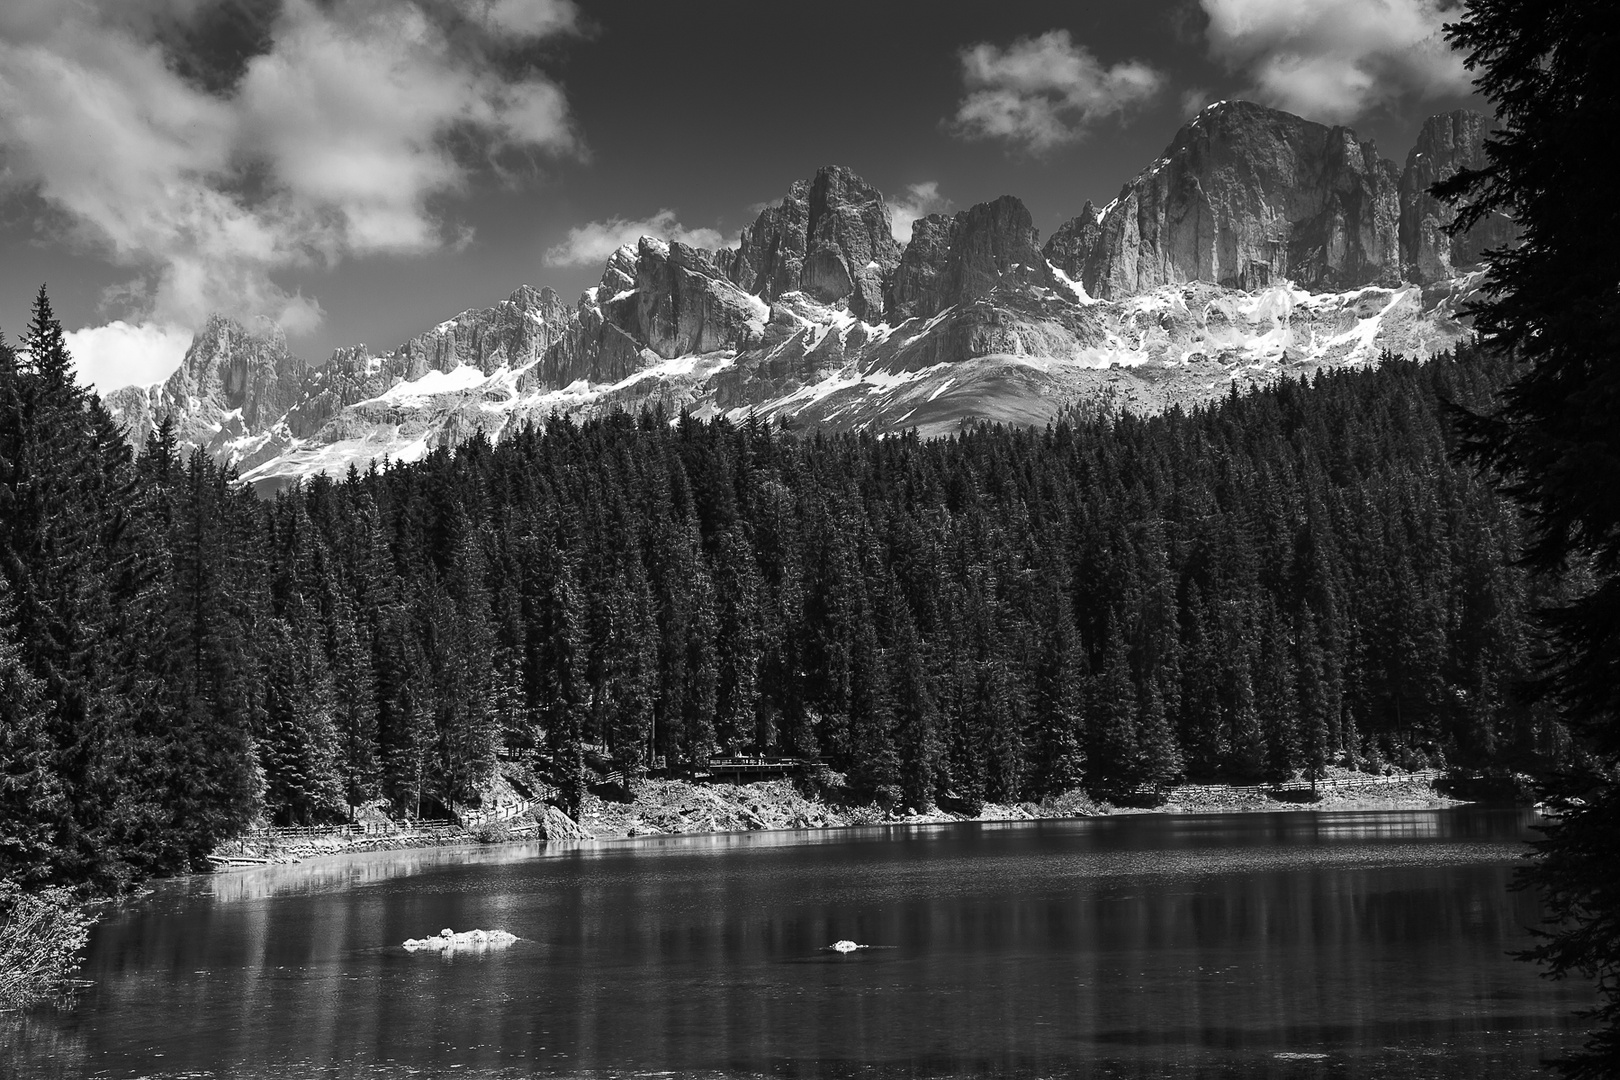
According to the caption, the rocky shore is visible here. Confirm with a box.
[208,768,1466,868]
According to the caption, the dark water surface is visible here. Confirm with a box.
[3,809,1589,1079]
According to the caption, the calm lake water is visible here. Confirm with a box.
[2,809,1589,1079]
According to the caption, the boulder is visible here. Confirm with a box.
[536,805,594,842]
[402,928,518,952]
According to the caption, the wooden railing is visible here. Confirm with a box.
[451,797,539,829]
[450,781,558,829]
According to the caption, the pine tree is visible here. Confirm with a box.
[0,576,68,883]
[1086,614,1139,798]
[1436,6,1620,1072]
[846,612,899,803]
[1296,607,1332,792]
[1256,607,1301,783]
[261,618,343,825]
[889,594,943,810]
[1028,594,1086,799]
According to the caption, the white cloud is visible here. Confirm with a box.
[888,182,953,242]
[951,30,1165,154]
[0,0,581,369]
[470,0,579,38]
[1180,88,1215,119]
[65,320,193,393]
[1200,0,1471,122]
[544,210,725,267]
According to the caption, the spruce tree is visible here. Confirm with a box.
[1086,614,1140,798]
[1437,5,1620,1073]
[889,594,943,810]
[0,577,68,883]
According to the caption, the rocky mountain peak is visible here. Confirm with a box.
[887,194,1055,323]
[1399,109,1514,282]
[168,315,303,430]
[1055,99,1404,299]
[1042,200,1103,291]
[720,165,901,320]
[107,101,1494,494]
[1044,101,1509,300]
[596,236,767,361]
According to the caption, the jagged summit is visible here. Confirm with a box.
[1042,99,1504,300]
[106,105,1503,493]
[887,194,1054,323]
[717,165,901,320]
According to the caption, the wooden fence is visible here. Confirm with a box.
[450,796,544,830]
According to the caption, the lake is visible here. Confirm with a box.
[1,808,1589,1079]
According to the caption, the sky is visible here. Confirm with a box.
[0,0,1485,391]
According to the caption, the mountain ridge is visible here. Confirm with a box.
[105,100,1508,494]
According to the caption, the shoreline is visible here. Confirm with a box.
[209,769,1474,869]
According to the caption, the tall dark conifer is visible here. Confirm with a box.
[1437,5,1620,1072]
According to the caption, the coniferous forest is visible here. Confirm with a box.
[0,287,1574,892]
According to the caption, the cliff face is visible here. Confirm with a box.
[887,195,1056,322]
[719,165,901,321]
[1399,110,1517,282]
[1045,101,1405,298]
[1042,202,1104,293]
[1042,101,1510,300]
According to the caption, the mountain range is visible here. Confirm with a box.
[105,100,1511,495]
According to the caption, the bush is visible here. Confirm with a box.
[0,882,94,1010]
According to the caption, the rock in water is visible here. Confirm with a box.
[402,928,518,952]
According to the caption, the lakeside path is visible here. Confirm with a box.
[211,769,1468,867]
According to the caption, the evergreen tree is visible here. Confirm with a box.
[846,612,899,803]
[260,618,343,825]
[1028,593,1087,799]
[1296,607,1333,792]
[0,577,68,883]
[889,594,943,810]
[1086,615,1139,797]
[1438,5,1620,1073]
